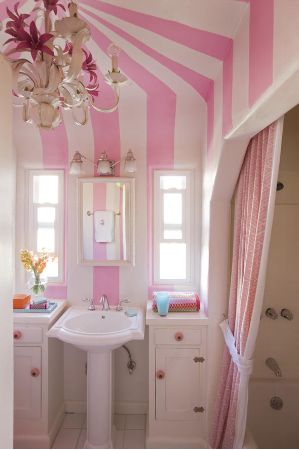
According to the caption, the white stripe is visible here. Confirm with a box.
[118,80,148,304]
[99,0,248,38]
[80,2,221,80]
[232,9,249,128]
[82,13,206,164]
[63,110,94,303]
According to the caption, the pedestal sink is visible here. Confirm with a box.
[48,307,145,448]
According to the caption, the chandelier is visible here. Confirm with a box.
[2,0,127,129]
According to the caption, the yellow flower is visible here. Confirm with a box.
[20,249,49,275]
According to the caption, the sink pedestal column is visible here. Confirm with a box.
[85,351,113,449]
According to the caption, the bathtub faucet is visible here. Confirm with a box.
[265,357,282,377]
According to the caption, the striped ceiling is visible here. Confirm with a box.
[0,0,250,150]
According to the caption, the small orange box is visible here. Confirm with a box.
[13,294,31,309]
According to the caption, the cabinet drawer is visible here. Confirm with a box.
[13,326,43,345]
[154,327,201,346]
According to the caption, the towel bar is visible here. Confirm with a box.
[86,210,121,216]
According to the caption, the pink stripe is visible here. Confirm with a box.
[89,39,121,305]
[46,284,67,299]
[40,125,68,168]
[119,189,124,261]
[82,4,214,147]
[40,123,68,299]
[249,0,274,106]
[223,45,233,134]
[207,89,214,150]
[93,266,119,306]
[89,0,232,60]
[84,22,176,295]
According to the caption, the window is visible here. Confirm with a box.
[27,170,64,282]
[154,170,194,284]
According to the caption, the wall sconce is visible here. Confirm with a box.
[69,149,137,176]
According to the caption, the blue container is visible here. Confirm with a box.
[156,292,169,316]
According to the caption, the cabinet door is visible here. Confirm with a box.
[14,346,42,419]
[155,347,203,421]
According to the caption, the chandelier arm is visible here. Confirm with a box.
[72,106,88,126]
[22,99,32,123]
[90,90,120,113]
[64,28,90,83]
[11,60,34,97]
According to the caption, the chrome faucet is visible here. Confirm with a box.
[116,298,129,311]
[265,357,282,377]
[100,294,110,311]
[281,308,293,320]
[82,297,96,311]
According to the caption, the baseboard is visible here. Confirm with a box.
[14,434,51,449]
[145,435,208,449]
[64,400,87,414]
[64,400,148,415]
[114,401,148,415]
[49,404,65,447]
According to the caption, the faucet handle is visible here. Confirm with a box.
[81,297,96,311]
[116,297,129,311]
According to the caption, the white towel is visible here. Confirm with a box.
[94,210,115,243]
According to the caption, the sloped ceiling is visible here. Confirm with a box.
[0,0,249,157]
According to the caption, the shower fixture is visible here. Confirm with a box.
[265,357,282,377]
[270,396,283,410]
[276,181,284,191]
[281,308,293,320]
[265,307,278,320]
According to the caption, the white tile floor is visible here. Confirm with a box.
[52,413,146,449]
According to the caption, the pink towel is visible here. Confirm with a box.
[152,292,200,312]
[30,300,49,309]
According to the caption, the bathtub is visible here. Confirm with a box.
[248,379,299,448]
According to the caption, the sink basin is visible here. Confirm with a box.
[48,306,144,351]
[48,306,145,449]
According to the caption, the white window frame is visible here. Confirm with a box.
[153,170,194,285]
[26,169,64,283]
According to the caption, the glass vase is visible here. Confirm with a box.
[27,273,47,303]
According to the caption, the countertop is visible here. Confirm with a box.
[146,301,208,326]
[13,299,68,326]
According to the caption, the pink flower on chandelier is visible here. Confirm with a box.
[5,3,30,32]
[82,50,99,97]
[37,0,66,15]
[2,0,126,129]
[5,20,54,60]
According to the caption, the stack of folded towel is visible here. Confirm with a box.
[152,291,200,313]
[30,299,49,309]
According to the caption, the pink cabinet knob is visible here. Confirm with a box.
[31,368,40,378]
[175,331,184,342]
[156,370,165,380]
[13,330,22,340]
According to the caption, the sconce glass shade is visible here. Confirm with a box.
[124,149,136,173]
[70,149,136,176]
[70,151,86,175]
[97,151,114,175]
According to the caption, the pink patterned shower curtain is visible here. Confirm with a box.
[211,118,284,449]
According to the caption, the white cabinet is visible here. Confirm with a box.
[14,347,42,419]
[13,300,66,449]
[146,305,208,449]
[155,347,202,421]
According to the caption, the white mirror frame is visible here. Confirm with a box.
[77,177,135,266]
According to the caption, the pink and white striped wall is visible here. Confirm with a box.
[5,0,299,307]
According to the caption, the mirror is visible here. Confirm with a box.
[78,177,135,266]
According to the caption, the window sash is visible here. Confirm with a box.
[27,170,64,283]
[154,170,193,285]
